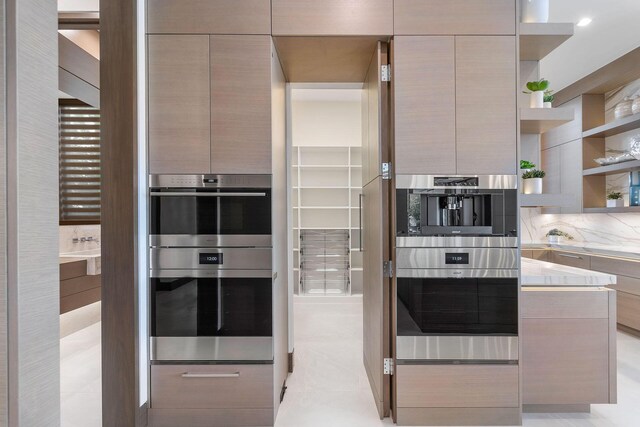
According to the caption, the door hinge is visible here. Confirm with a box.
[381,162,392,180]
[383,358,394,375]
[383,260,393,278]
[381,64,391,82]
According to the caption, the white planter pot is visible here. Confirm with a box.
[523,177,543,194]
[522,0,550,23]
[544,102,553,108]
[607,199,624,208]
[548,235,561,244]
[530,91,544,108]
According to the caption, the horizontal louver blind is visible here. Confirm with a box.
[59,103,101,222]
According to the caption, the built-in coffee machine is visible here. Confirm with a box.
[395,175,519,362]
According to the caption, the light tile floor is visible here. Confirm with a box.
[61,297,640,427]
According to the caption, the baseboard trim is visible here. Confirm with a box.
[618,324,640,338]
[523,404,590,413]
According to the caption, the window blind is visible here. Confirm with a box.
[59,102,101,223]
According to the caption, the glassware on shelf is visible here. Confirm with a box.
[630,171,640,207]
[615,97,634,120]
[632,96,640,115]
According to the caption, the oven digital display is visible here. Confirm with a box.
[445,253,469,264]
[199,253,223,265]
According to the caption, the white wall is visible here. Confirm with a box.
[58,0,99,12]
[292,98,362,147]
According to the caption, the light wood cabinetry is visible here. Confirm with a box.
[550,250,591,269]
[394,36,517,175]
[148,35,272,174]
[147,0,271,35]
[456,36,517,175]
[394,36,456,174]
[522,288,616,407]
[210,35,271,174]
[618,291,640,331]
[397,365,519,408]
[271,0,393,36]
[541,139,583,214]
[394,0,516,36]
[148,35,212,174]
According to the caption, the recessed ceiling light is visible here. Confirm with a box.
[577,18,593,27]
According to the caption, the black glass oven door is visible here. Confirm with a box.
[397,277,517,335]
[150,189,271,235]
[151,276,272,337]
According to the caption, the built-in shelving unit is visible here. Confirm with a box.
[583,160,640,177]
[520,193,575,208]
[520,107,575,134]
[292,145,362,295]
[519,23,575,61]
[582,114,640,138]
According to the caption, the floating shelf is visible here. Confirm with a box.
[583,160,640,176]
[582,114,640,138]
[520,193,575,208]
[583,207,640,214]
[519,23,575,61]
[520,107,575,134]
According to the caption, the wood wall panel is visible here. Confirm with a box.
[102,0,142,422]
[5,0,61,425]
[272,0,393,36]
[0,1,6,421]
[148,35,211,174]
[394,36,456,175]
[541,96,582,149]
[394,0,516,35]
[147,0,271,35]
[397,365,519,408]
[210,35,272,174]
[456,36,517,175]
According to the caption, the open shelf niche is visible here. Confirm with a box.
[292,145,362,295]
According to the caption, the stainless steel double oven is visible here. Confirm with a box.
[395,175,519,363]
[149,174,273,362]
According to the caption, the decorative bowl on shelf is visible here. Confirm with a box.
[615,97,634,120]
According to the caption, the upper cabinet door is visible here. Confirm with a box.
[210,36,272,174]
[147,0,271,35]
[456,36,517,175]
[272,0,393,36]
[394,36,456,175]
[394,0,516,35]
[148,35,211,174]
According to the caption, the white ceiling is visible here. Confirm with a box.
[58,0,99,12]
[541,0,640,91]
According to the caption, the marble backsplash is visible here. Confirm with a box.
[521,208,640,252]
[60,224,101,254]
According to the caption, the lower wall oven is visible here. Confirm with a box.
[150,247,273,362]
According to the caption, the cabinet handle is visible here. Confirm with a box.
[181,372,241,379]
[359,194,363,251]
[151,192,266,197]
[558,253,582,260]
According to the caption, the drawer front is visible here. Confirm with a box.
[611,275,640,297]
[531,250,550,262]
[591,255,640,279]
[618,291,640,331]
[151,364,273,409]
[147,0,271,35]
[521,250,533,259]
[522,289,610,319]
[397,364,519,408]
[551,251,591,269]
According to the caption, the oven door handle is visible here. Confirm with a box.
[150,192,267,197]
[181,372,241,379]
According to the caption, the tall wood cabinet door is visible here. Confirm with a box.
[541,145,561,214]
[210,35,272,174]
[456,36,517,175]
[148,35,211,174]
[394,36,456,175]
[560,139,583,213]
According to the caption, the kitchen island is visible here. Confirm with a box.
[521,258,617,413]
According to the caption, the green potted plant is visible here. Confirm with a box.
[607,191,624,208]
[543,90,555,108]
[525,78,549,108]
[522,169,546,194]
[545,228,574,245]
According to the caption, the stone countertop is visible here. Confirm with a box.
[522,258,616,286]
[59,249,101,275]
[523,242,640,261]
